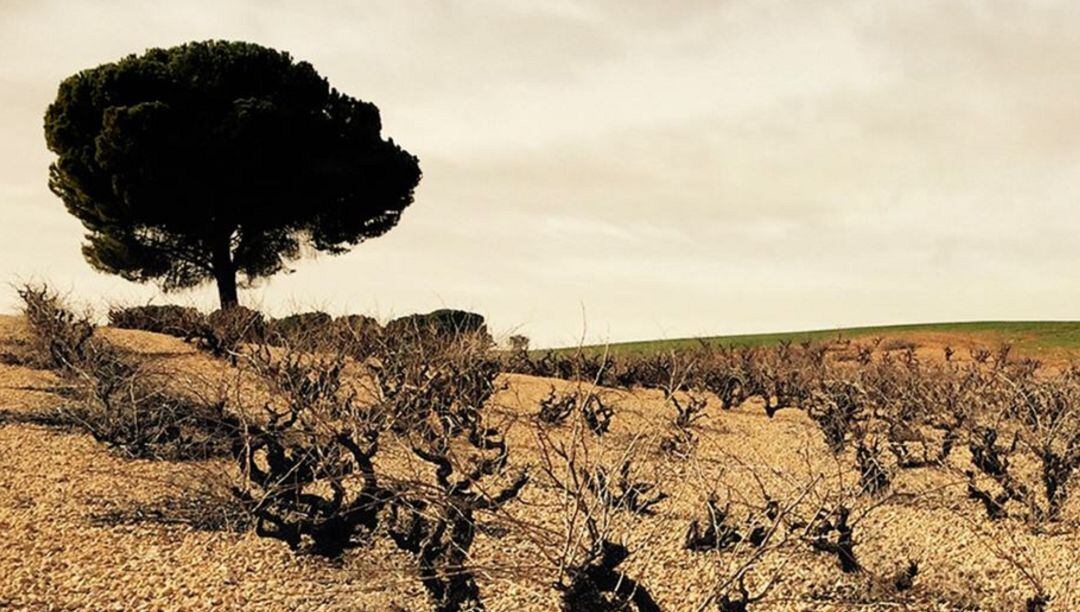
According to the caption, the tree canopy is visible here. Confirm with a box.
[45,40,422,307]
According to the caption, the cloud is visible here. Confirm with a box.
[2,0,1079,345]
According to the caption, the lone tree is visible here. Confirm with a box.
[45,40,421,308]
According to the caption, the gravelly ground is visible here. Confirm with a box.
[0,315,1077,611]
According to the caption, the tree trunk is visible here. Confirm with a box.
[211,237,239,309]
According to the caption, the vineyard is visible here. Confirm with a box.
[0,287,1077,610]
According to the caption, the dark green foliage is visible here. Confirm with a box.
[330,314,384,359]
[335,314,382,339]
[265,311,333,347]
[269,311,332,336]
[198,306,266,357]
[108,304,207,337]
[45,40,421,308]
[386,309,488,343]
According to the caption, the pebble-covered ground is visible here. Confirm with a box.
[0,315,1077,610]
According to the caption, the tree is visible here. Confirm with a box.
[45,40,421,308]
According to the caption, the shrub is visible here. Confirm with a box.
[558,540,660,612]
[806,380,866,453]
[371,328,501,435]
[856,439,891,496]
[387,430,528,612]
[234,327,527,611]
[585,458,667,515]
[508,334,530,352]
[670,391,708,429]
[684,496,743,552]
[385,309,488,344]
[18,284,97,371]
[60,365,234,460]
[808,506,860,573]
[538,386,577,424]
[265,311,333,348]
[108,304,207,337]
[536,387,613,433]
[965,374,1080,523]
[582,392,615,436]
[333,314,384,358]
[371,331,529,611]
[194,306,266,357]
[108,302,272,360]
[19,284,233,460]
[534,428,663,611]
[700,354,746,410]
[232,344,390,557]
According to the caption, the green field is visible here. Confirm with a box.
[551,321,1080,356]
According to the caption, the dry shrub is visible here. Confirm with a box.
[18,283,234,460]
[805,380,866,454]
[534,428,663,611]
[699,347,747,410]
[684,495,771,552]
[670,390,708,429]
[18,283,97,371]
[231,327,528,611]
[59,366,233,460]
[20,286,1080,609]
[502,348,619,388]
[584,457,668,516]
[373,329,529,611]
[370,328,503,435]
[508,334,530,352]
[964,373,1080,523]
[658,389,708,458]
[680,443,878,610]
[231,343,389,558]
[537,386,578,425]
[520,342,826,419]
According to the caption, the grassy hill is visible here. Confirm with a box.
[556,321,1080,357]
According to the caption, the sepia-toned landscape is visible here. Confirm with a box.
[4,2,1080,611]
[1,295,1078,610]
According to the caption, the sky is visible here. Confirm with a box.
[2,1,1079,347]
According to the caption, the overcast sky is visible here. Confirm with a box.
[2,1,1079,347]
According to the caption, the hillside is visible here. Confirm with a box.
[557,321,1080,360]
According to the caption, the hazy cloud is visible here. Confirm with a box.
[2,1,1079,346]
